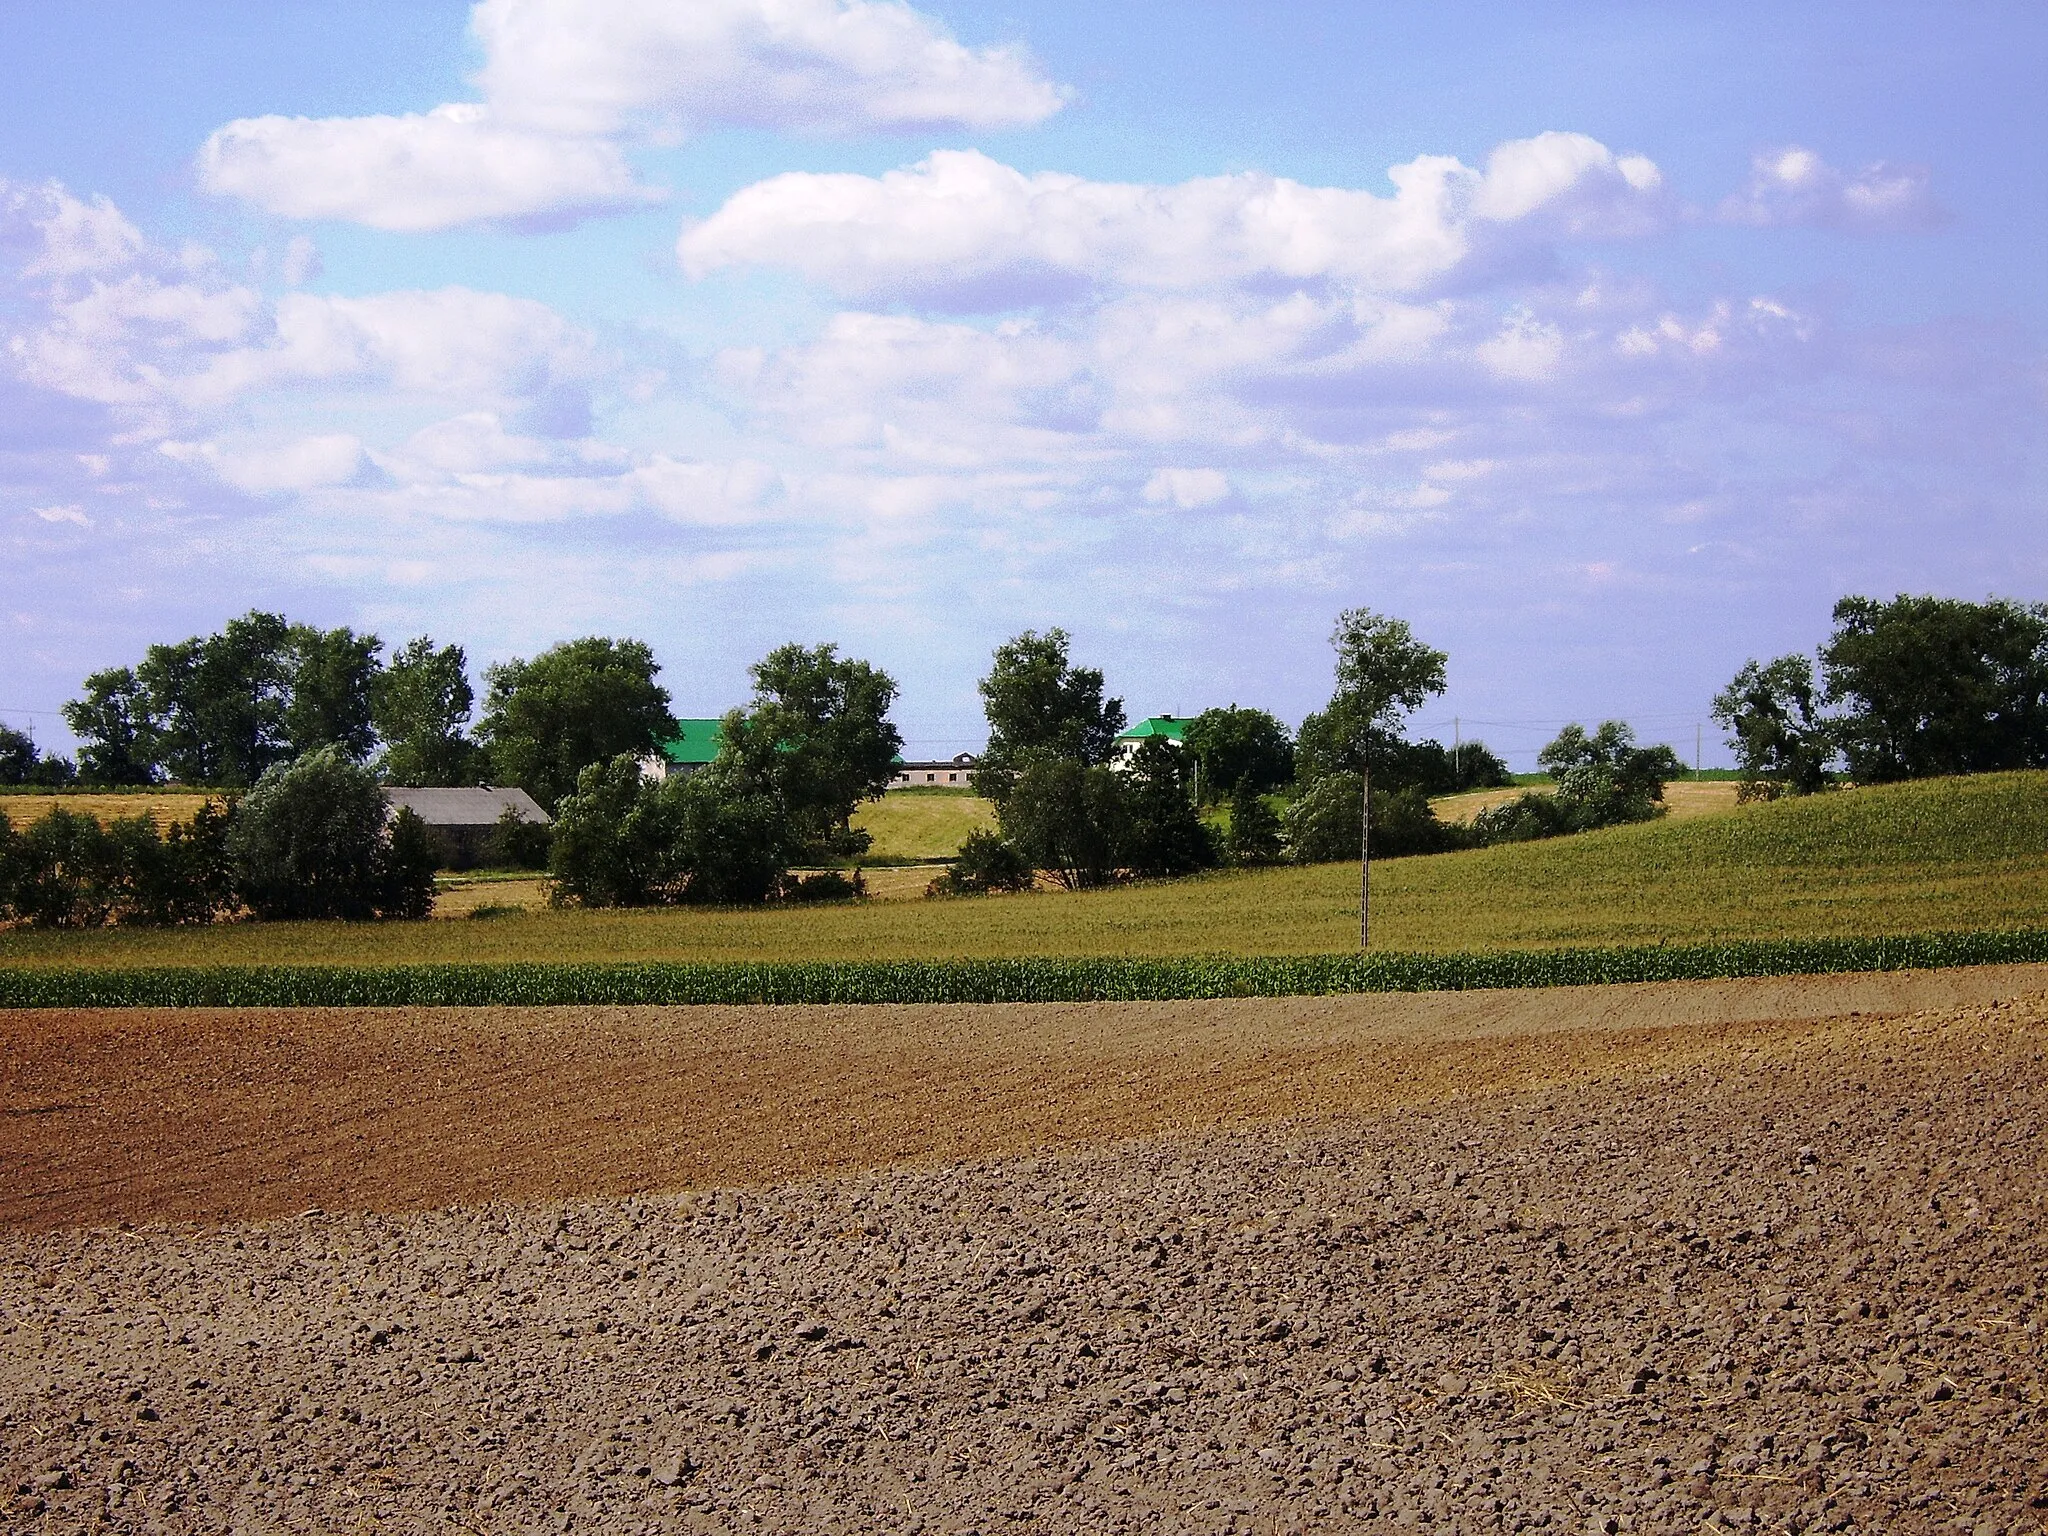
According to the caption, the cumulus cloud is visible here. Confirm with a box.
[160,434,368,494]
[1719,146,1937,232]
[679,135,1668,306]
[3,180,146,278]
[33,503,91,526]
[198,0,1064,233]
[198,107,660,234]
[1142,467,1230,509]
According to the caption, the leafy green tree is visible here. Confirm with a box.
[1225,778,1284,866]
[1711,654,1835,796]
[743,642,902,859]
[478,637,677,811]
[1294,609,1448,784]
[228,747,430,920]
[667,745,792,905]
[547,753,680,908]
[486,803,552,869]
[112,802,236,926]
[283,622,383,762]
[1185,706,1294,802]
[374,636,480,786]
[0,724,41,785]
[1539,721,1684,825]
[379,808,438,920]
[64,668,160,785]
[1820,594,2048,782]
[0,816,21,920]
[137,610,296,786]
[999,757,1128,890]
[1118,736,1217,878]
[6,808,123,926]
[972,628,1126,803]
[1284,772,1464,863]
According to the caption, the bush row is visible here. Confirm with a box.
[5,927,2044,1008]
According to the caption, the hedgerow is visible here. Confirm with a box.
[4,927,2045,1008]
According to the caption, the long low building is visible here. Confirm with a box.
[888,753,978,790]
[383,786,549,870]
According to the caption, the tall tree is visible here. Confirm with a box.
[477,637,676,811]
[284,623,383,762]
[1711,654,1835,794]
[374,636,479,786]
[1294,609,1448,784]
[136,610,295,786]
[63,668,158,785]
[1820,594,2048,782]
[0,724,41,785]
[972,628,1126,804]
[744,642,902,859]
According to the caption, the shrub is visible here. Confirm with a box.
[487,804,552,869]
[783,869,864,902]
[379,808,438,920]
[1285,773,1464,863]
[7,807,121,927]
[931,829,1034,896]
[228,747,432,920]
[1000,757,1127,890]
[547,754,679,908]
[114,801,235,925]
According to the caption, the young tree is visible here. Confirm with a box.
[930,829,1034,896]
[63,667,159,785]
[0,724,40,785]
[1294,609,1448,784]
[1284,772,1463,863]
[1225,778,1284,865]
[1820,594,2048,782]
[743,642,902,860]
[374,636,480,786]
[478,637,677,811]
[999,758,1128,890]
[972,629,1126,804]
[283,623,383,762]
[547,753,681,908]
[1118,736,1217,879]
[1711,654,1835,796]
[228,747,432,920]
[1536,721,1684,831]
[1185,706,1294,802]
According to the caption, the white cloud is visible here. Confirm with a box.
[281,236,321,287]
[198,106,659,234]
[33,503,91,526]
[3,179,146,278]
[1719,146,1937,232]
[1476,311,1566,381]
[471,0,1065,136]
[197,0,1064,233]
[160,434,367,494]
[679,137,1667,306]
[1142,467,1230,509]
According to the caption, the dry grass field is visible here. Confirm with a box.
[1430,778,1740,824]
[0,791,214,832]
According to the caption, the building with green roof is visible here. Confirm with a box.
[1113,715,1189,768]
[642,718,725,781]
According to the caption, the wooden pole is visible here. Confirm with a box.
[1359,768,1371,951]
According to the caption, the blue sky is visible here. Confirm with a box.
[3,1,2043,767]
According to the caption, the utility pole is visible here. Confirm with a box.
[1695,723,1702,782]
[1359,768,1371,951]
[1453,716,1461,784]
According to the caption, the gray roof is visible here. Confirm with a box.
[383,786,549,828]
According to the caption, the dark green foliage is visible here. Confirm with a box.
[999,757,1128,889]
[546,754,679,908]
[1294,609,1447,784]
[1467,791,1575,844]
[11,928,2048,1008]
[1284,772,1465,864]
[0,817,18,917]
[665,752,792,905]
[783,870,864,903]
[972,629,1126,803]
[1821,594,2048,782]
[478,637,676,812]
[932,829,1034,895]
[743,641,902,860]
[283,623,383,762]
[1469,722,1684,844]
[1185,706,1294,801]
[0,724,41,784]
[63,668,158,785]
[227,748,430,920]
[113,803,235,926]
[373,636,480,786]
[1225,779,1283,866]
[1119,737,1218,879]
[379,808,438,921]
[1712,654,1835,796]
[486,804,552,869]
[1414,738,1513,794]
[7,808,121,926]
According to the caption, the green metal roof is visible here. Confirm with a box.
[661,718,725,765]
[1117,715,1188,743]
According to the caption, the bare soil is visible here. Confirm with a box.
[4,968,2046,1532]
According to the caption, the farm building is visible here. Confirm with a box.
[640,718,725,782]
[887,752,978,790]
[1112,715,1188,768]
[382,786,548,870]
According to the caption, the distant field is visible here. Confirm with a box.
[1430,780,1740,825]
[852,791,995,862]
[0,793,214,833]
[6,772,2045,970]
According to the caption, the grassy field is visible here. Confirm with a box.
[4,772,2044,970]
[851,790,995,862]
[0,793,216,833]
